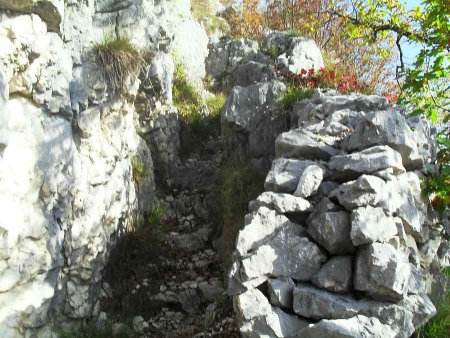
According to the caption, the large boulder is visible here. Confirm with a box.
[222,80,286,133]
[276,37,324,75]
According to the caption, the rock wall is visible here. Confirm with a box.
[0,0,210,336]
[229,89,449,337]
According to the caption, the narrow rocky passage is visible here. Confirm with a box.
[101,137,239,337]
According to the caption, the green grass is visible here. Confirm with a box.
[131,157,146,186]
[94,35,143,92]
[418,267,450,338]
[213,160,265,263]
[173,65,226,155]
[287,29,302,38]
[280,84,314,111]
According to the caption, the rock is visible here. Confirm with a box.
[0,70,7,111]
[267,278,295,308]
[293,284,362,320]
[298,315,397,338]
[264,158,320,193]
[294,165,324,198]
[233,61,276,87]
[329,145,405,180]
[354,243,411,301]
[329,175,386,211]
[236,288,272,321]
[249,192,311,214]
[133,316,149,333]
[222,81,286,133]
[235,207,295,256]
[275,129,338,161]
[206,38,259,78]
[144,51,174,102]
[239,223,326,282]
[112,322,125,335]
[0,0,64,33]
[307,211,355,255]
[350,206,398,246]
[276,36,324,75]
[343,110,423,169]
[198,282,224,302]
[178,288,202,313]
[311,256,353,293]
[306,198,342,224]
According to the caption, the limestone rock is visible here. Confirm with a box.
[222,81,286,133]
[311,256,353,293]
[233,61,276,87]
[329,145,405,179]
[267,278,295,308]
[294,165,324,198]
[264,158,321,193]
[343,110,423,169]
[298,315,397,338]
[240,223,326,282]
[307,211,355,255]
[350,206,398,246]
[354,243,411,301]
[275,129,338,161]
[0,0,64,33]
[329,175,386,211]
[249,192,311,214]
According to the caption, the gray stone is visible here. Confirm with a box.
[267,278,295,308]
[350,206,398,246]
[329,145,405,179]
[0,0,63,33]
[312,256,353,293]
[233,61,276,87]
[239,223,326,282]
[275,129,338,161]
[222,81,286,133]
[298,315,397,338]
[329,175,386,211]
[306,198,342,225]
[235,207,295,256]
[236,288,272,321]
[132,316,149,333]
[307,211,355,255]
[343,110,423,169]
[294,165,324,198]
[249,192,311,214]
[354,243,411,301]
[264,158,320,193]
[144,51,174,102]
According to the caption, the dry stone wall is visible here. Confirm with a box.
[229,89,448,337]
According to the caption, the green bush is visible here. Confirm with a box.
[94,36,143,92]
[131,157,146,186]
[418,267,450,338]
[280,84,314,111]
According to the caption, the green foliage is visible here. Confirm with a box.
[281,84,314,111]
[131,157,146,186]
[287,29,302,38]
[94,35,144,92]
[418,267,450,338]
[173,65,225,155]
[191,0,229,34]
[214,160,265,262]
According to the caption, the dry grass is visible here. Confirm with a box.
[94,36,144,92]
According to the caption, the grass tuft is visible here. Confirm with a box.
[94,36,144,92]
[280,84,314,111]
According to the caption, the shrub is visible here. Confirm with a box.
[131,157,146,186]
[94,36,144,92]
[191,0,229,34]
[281,84,314,111]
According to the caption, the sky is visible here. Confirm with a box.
[402,0,423,65]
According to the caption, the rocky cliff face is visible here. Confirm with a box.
[0,0,209,336]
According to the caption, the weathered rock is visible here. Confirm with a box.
[222,81,286,133]
[354,243,411,300]
[143,51,174,102]
[311,256,353,293]
[264,158,321,193]
[235,207,295,256]
[343,110,423,169]
[350,206,398,246]
[329,175,386,211]
[329,145,405,179]
[294,165,324,198]
[298,315,397,338]
[240,222,326,282]
[267,278,295,308]
[249,192,311,214]
[0,0,63,33]
[236,288,272,321]
[307,211,355,255]
[233,61,276,87]
[275,129,338,160]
